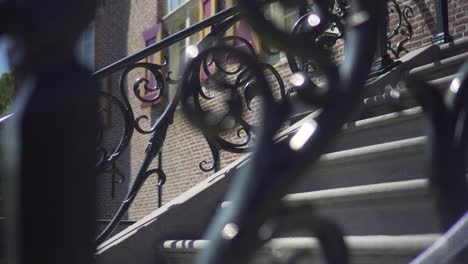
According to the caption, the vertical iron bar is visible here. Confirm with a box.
[3,1,97,264]
[370,0,395,76]
[158,151,163,208]
[432,0,452,44]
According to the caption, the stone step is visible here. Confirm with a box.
[361,71,459,119]
[328,107,424,152]
[224,179,448,236]
[440,37,468,59]
[408,52,468,82]
[292,137,426,192]
[161,234,440,264]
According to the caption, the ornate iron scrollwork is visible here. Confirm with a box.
[189,24,289,172]
[90,2,467,263]
[181,1,381,263]
[95,60,172,244]
[387,0,414,58]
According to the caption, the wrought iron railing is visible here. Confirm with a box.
[1,0,466,263]
[93,0,422,244]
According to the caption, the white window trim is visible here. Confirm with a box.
[164,0,194,20]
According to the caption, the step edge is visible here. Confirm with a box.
[161,234,440,254]
[221,179,430,209]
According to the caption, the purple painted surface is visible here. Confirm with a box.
[141,23,162,108]
[203,0,212,18]
[236,20,258,53]
[143,23,161,43]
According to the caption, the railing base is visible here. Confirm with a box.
[370,55,399,77]
[432,32,453,45]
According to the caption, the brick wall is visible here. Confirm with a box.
[95,0,468,223]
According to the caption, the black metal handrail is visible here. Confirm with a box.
[91,5,239,79]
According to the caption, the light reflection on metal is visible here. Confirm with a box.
[222,223,239,240]
[450,78,461,94]
[290,120,318,151]
[186,45,199,59]
[290,72,306,87]
[307,13,321,27]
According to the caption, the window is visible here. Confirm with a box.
[167,0,188,14]
[263,4,300,65]
[164,0,200,99]
[267,3,300,32]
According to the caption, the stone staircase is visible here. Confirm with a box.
[94,38,468,264]
[155,39,468,264]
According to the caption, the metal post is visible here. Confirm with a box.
[158,152,163,208]
[370,0,395,76]
[2,1,97,264]
[432,0,452,44]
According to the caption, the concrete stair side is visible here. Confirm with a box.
[161,234,442,264]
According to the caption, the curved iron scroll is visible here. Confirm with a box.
[95,61,175,245]
[180,0,381,263]
[387,0,413,58]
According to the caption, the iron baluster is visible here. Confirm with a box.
[1,1,98,264]
[156,151,166,208]
[432,0,453,44]
[95,86,178,245]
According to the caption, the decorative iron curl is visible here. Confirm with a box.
[395,6,414,56]
[146,168,166,187]
[387,1,413,58]
[284,2,346,104]
[166,71,181,84]
[199,136,221,172]
[98,163,126,199]
[199,35,257,79]
[119,61,168,134]
[96,91,134,172]
[195,0,379,263]
[96,64,177,244]
[180,45,279,152]
[236,0,337,65]
[181,32,285,161]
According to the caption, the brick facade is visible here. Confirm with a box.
[94,0,468,224]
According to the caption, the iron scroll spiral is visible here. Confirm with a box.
[120,61,168,134]
[96,91,134,171]
[188,30,289,172]
[178,0,381,263]
[95,60,172,245]
[96,60,169,173]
